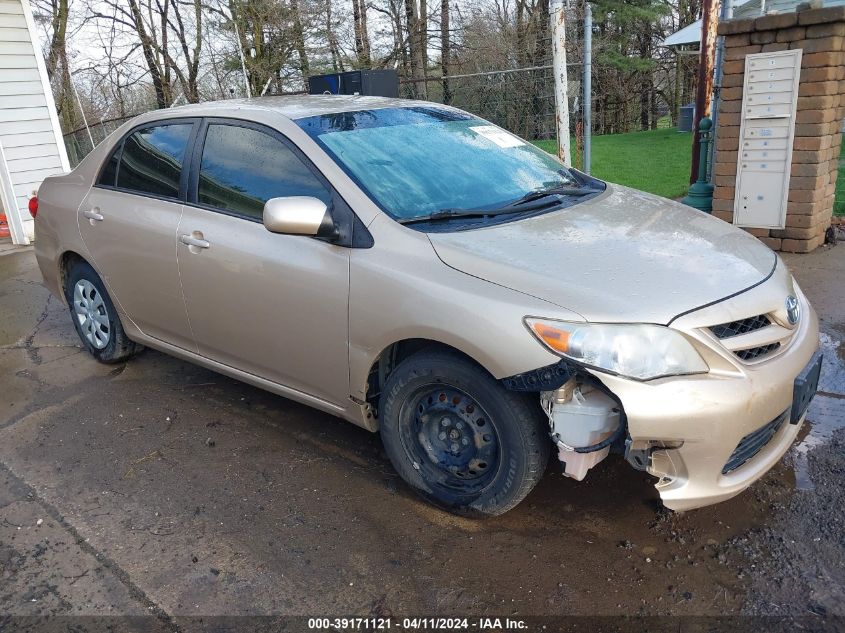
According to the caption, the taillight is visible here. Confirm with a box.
[28,196,38,218]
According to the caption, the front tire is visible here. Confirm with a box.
[64,260,140,363]
[380,350,550,516]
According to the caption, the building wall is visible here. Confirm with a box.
[733,0,845,20]
[0,0,70,244]
[712,6,845,253]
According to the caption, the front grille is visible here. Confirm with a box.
[710,314,771,339]
[722,410,788,474]
[734,342,781,362]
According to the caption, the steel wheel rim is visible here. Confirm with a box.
[73,279,110,349]
[402,384,500,493]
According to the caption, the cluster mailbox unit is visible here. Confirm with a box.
[732,49,802,229]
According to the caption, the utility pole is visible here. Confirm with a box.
[551,0,571,167]
[70,80,94,150]
[689,0,721,183]
[708,0,734,180]
[582,1,592,174]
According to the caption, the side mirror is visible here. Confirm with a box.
[263,196,336,239]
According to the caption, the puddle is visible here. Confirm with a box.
[792,328,845,491]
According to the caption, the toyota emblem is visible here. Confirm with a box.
[786,295,800,326]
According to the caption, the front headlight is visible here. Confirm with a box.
[525,318,709,380]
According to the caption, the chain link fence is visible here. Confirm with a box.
[63,64,670,172]
[63,67,578,168]
[399,64,579,143]
[400,62,591,171]
[64,115,136,167]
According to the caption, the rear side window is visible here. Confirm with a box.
[197,124,331,220]
[98,146,120,186]
[116,124,192,199]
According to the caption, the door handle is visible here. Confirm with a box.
[179,234,210,249]
[83,208,104,222]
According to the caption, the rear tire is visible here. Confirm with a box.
[380,350,550,516]
[64,260,141,363]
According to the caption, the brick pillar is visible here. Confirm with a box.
[712,6,845,253]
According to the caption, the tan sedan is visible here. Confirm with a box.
[32,96,821,515]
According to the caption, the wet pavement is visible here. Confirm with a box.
[0,241,843,628]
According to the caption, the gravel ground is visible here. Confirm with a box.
[729,429,845,619]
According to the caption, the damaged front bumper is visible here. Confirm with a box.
[588,291,820,511]
[516,280,821,512]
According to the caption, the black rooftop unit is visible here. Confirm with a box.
[308,70,399,98]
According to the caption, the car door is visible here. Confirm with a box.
[176,119,350,406]
[78,120,197,351]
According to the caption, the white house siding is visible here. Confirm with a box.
[0,0,70,244]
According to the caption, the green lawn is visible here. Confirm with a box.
[534,128,693,200]
[536,129,845,212]
[835,136,845,216]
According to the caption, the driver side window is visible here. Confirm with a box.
[197,124,331,221]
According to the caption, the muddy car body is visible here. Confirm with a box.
[33,96,821,515]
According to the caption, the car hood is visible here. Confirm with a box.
[427,184,777,324]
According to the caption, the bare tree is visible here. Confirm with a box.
[440,0,451,103]
[50,0,693,145]
[89,0,171,108]
[325,0,344,71]
[36,0,78,131]
[352,0,371,67]
[403,0,426,97]
[223,0,302,95]
[419,0,427,73]
[369,0,408,73]
[291,0,310,88]
[165,0,204,102]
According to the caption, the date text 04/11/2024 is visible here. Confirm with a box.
[307,617,529,630]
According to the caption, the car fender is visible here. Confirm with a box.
[348,215,583,403]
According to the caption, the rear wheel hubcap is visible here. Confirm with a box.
[73,279,110,349]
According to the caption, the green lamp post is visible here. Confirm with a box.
[682,117,714,213]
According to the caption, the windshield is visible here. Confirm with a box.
[295,107,604,225]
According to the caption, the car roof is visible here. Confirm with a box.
[146,94,439,122]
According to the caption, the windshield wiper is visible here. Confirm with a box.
[397,194,568,225]
[514,185,600,205]
[397,185,600,226]
[397,208,521,225]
